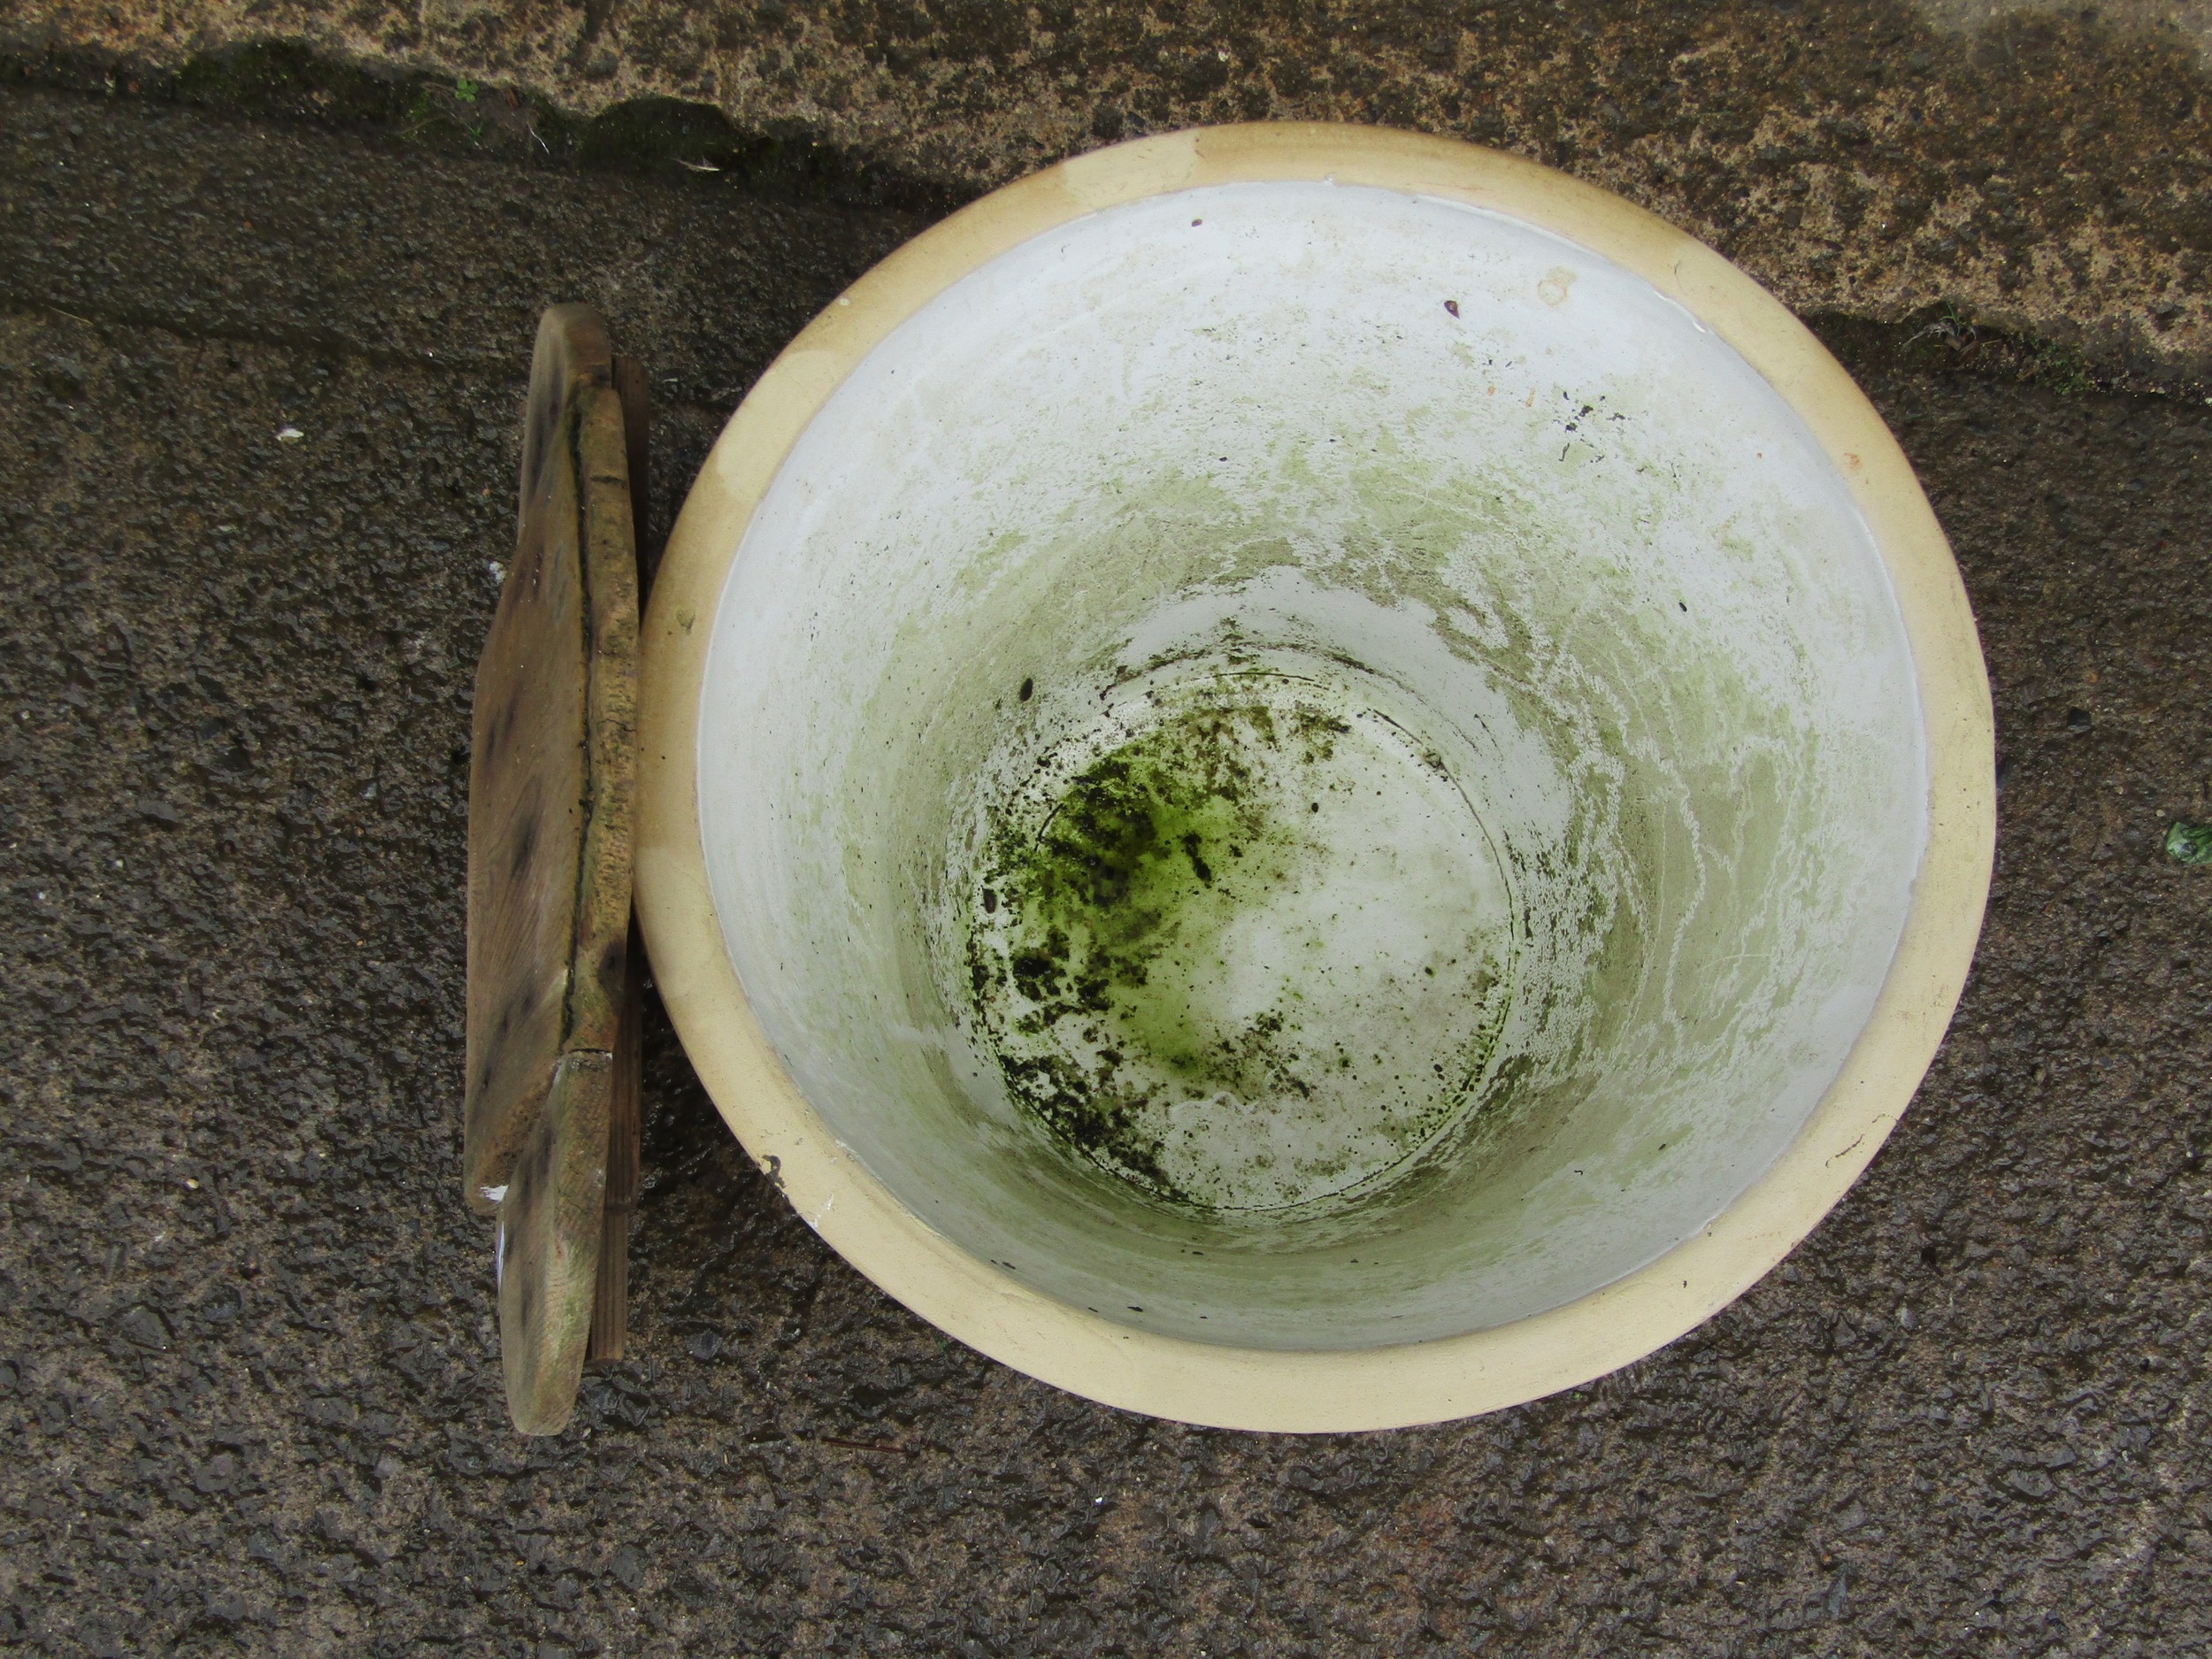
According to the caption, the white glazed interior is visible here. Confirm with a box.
[695,180,1926,1351]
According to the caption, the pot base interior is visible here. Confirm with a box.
[963,641,1519,1217]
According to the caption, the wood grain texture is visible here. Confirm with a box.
[591,353,650,1366]
[567,379,640,1057]
[464,303,640,1219]
[497,1050,611,1435]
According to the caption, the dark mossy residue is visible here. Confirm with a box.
[172,42,421,127]
[970,683,1352,1204]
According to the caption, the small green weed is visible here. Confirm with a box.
[2030,339,2093,396]
[402,82,484,144]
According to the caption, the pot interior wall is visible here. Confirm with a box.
[695,181,1926,1350]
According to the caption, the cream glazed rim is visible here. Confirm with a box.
[634,122,1996,1432]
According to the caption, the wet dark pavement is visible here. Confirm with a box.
[3,79,2211,1659]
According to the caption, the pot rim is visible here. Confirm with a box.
[634,122,1995,1432]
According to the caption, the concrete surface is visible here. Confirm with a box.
[1922,0,2209,60]
[2,62,2211,1659]
[3,0,2211,377]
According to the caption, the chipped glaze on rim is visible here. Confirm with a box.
[634,123,1994,1432]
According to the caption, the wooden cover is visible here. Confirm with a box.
[466,305,640,1433]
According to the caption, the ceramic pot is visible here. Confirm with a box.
[635,125,1993,1431]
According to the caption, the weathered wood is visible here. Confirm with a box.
[497,1049,611,1435]
[464,307,641,1217]
[518,307,611,540]
[590,354,651,1367]
[465,398,586,1211]
[570,380,642,1051]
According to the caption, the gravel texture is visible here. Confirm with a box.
[3,80,2211,1658]
[4,2,2212,374]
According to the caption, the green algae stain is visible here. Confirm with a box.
[973,689,1306,1199]
[966,664,1518,1212]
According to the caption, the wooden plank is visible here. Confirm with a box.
[464,307,640,1216]
[497,1050,611,1435]
[569,378,642,1057]
[465,391,588,1211]
[592,353,651,1367]
[466,310,637,1433]
[466,304,640,1435]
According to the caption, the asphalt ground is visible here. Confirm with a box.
[2,79,2210,1658]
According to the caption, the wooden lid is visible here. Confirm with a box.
[466,305,641,1432]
